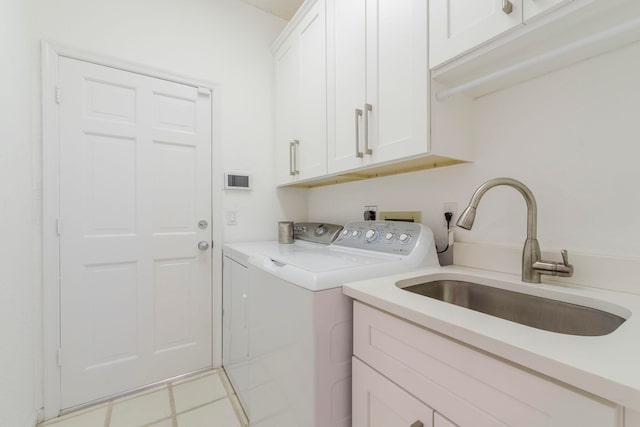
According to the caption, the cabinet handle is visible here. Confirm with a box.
[293,139,300,175]
[409,421,423,427]
[364,103,373,155]
[355,108,364,158]
[502,0,513,14]
[289,141,295,176]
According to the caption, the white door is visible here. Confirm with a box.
[275,32,300,185]
[327,0,368,173]
[366,0,429,164]
[352,358,433,427]
[296,0,327,181]
[429,0,523,67]
[58,57,212,409]
[274,0,327,184]
[435,413,459,427]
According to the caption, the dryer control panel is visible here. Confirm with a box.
[332,221,427,255]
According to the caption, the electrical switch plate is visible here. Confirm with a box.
[226,210,238,226]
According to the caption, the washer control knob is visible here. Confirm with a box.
[351,230,361,238]
[365,229,379,242]
[399,233,411,243]
[315,226,327,236]
[342,229,350,237]
[385,232,396,241]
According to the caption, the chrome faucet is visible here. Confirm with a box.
[457,177,573,283]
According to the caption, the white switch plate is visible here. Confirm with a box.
[226,210,238,226]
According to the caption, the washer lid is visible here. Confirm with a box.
[264,247,401,273]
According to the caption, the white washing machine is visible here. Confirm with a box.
[223,221,440,427]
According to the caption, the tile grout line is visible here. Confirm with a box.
[168,383,178,427]
[218,368,249,427]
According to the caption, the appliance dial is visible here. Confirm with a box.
[399,233,411,243]
[385,232,396,241]
[365,229,379,242]
[315,225,327,235]
[342,229,350,237]
[351,230,361,239]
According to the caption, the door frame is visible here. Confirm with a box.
[42,41,224,419]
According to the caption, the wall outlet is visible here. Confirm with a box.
[364,205,377,220]
[443,202,457,227]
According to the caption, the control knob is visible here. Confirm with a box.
[385,232,396,241]
[399,233,411,243]
[351,230,361,239]
[315,225,327,236]
[365,229,379,242]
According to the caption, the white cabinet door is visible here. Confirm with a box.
[222,256,250,414]
[275,0,327,184]
[429,0,523,67]
[328,0,429,173]
[434,413,458,427]
[275,33,300,185]
[296,1,327,181]
[524,0,570,21]
[352,357,433,427]
[366,0,429,164]
[327,0,367,173]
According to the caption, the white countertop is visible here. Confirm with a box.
[342,265,640,411]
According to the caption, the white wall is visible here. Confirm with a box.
[0,0,38,425]
[309,42,640,263]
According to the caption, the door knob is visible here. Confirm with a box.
[198,241,210,251]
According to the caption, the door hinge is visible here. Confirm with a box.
[56,219,61,236]
[57,348,62,367]
[55,86,62,104]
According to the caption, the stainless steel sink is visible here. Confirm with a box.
[400,280,626,336]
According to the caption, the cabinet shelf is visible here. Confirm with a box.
[279,154,468,188]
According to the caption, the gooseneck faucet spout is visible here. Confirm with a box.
[457,177,573,284]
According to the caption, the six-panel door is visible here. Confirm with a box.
[58,57,213,409]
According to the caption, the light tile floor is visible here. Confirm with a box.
[39,369,248,427]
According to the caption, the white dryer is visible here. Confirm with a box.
[223,221,440,427]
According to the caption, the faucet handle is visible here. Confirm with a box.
[561,249,570,266]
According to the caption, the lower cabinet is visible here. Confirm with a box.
[352,302,621,427]
[352,357,434,427]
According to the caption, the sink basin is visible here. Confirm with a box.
[400,280,626,336]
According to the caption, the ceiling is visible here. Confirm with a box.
[237,0,304,20]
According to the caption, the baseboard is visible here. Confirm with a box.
[25,409,42,427]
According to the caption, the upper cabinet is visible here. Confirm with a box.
[274,0,327,185]
[273,0,473,187]
[430,0,524,68]
[430,0,572,68]
[327,0,429,173]
[430,0,640,99]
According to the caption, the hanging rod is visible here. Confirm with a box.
[436,15,640,101]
